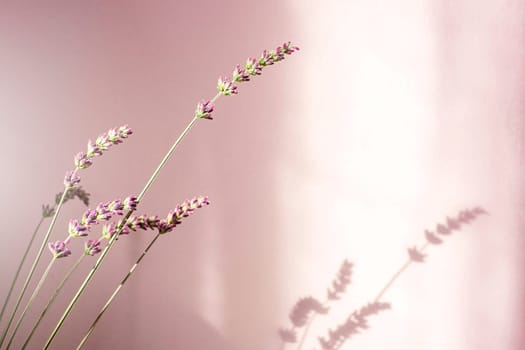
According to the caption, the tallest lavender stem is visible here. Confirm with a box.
[43,111,211,349]
[0,189,69,348]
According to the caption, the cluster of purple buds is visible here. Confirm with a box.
[102,214,159,239]
[67,125,133,186]
[48,241,71,259]
[84,239,102,256]
[64,171,81,188]
[195,41,299,120]
[216,41,299,97]
[49,195,137,258]
[195,100,215,120]
[158,196,209,234]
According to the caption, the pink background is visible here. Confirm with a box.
[0,1,524,349]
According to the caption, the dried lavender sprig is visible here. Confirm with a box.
[76,196,209,349]
[45,42,299,349]
[21,212,157,349]
[5,196,137,347]
[0,127,130,347]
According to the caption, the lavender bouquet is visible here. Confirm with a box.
[0,41,299,350]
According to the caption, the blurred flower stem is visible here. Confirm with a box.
[5,258,57,349]
[0,217,44,326]
[0,189,69,348]
[21,255,85,350]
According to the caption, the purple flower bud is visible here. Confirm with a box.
[84,239,102,256]
[232,65,250,82]
[68,219,88,237]
[48,241,71,259]
[74,152,93,170]
[118,125,133,138]
[123,196,138,211]
[281,41,300,54]
[107,128,122,144]
[195,100,215,120]
[107,199,124,215]
[95,133,111,151]
[102,222,118,239]
[217,77,238,96]
[258,50,275,67]
[86,140,102,157]
[244,58,262,76]
[81,209,98,225]
[64,171,81,188]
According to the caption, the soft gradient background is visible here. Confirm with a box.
[0,1,524,349]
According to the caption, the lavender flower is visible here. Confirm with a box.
[48,241,71,259]
[123,196,138,211]
[68,219,89,238]
[217,77,238,96]
[84,239,102,256]
[159,196,209,234]
[194,100,215,120]
[64,171,81,188]
[232,65,250,82]
[73,125,134,172]
[244,58,262,76]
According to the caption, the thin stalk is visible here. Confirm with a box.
[6,258,56,349]
[44,107,216,348]
[0,216,45,325]
[0,188,69,348]
[76,232,161,349]
[22,255,85,350]
[296,310,318,350]
[373,242,429,302]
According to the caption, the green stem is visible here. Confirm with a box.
[21,254,85,350]
[6,258,56,349]
[0,188,69,348]
[44,110,213,348]
[76,232,161,349]
[0,216,45,326]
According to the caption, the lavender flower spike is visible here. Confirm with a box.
[74,125,134,171]
[123,196,138,211]
[159,195,210,234]
[64,171,81,188]
[48,241,71,259]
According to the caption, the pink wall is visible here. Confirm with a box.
[0,1,523,349]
